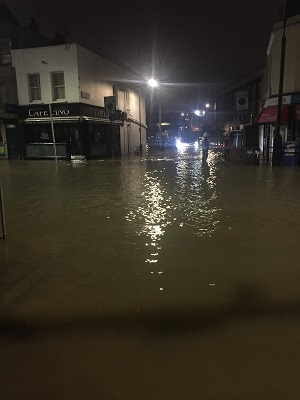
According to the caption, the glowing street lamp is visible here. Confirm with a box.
[147,78,162,147]
[148,78,159,88]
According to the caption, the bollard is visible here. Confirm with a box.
[0,179,6,239]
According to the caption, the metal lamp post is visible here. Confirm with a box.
[273,2,287,165]
[147,78,160,146]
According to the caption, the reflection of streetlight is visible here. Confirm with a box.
[147,78,162,147]
[138,91,142,154]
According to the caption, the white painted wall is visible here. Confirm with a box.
[266,15,300,97]
[11,44,79,104]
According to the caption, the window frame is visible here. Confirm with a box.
[0,83,6,108]
[51,71,65,101]
[0,39,11,65]
[28,73,42,102]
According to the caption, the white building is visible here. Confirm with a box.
[11,43,146,159]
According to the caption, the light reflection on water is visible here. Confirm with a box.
[125,169,172,264]
[1,147,300,315]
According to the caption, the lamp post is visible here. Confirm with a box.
[274,2,287,165]
[147,78,161,147]
[49,104,58,165]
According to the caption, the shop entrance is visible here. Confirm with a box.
[70,127,86,158]
[5,121,20,160]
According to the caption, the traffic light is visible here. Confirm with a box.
[104,96,116,115]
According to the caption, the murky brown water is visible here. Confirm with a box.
[1,146,300,399]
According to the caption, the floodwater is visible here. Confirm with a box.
[1,146,300,399]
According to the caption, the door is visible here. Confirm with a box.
[6,120,20,160]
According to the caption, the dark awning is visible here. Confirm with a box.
[255,105,289,124]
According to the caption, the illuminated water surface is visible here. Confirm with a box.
[1,146,300,399]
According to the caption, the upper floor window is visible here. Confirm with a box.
[258,81,262,97]
[0,39,11,65]
[28,74,41,101]
[52,72,65,100]
[251,83,257,99]
[0,83,6,108]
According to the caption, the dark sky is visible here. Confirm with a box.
[4,0,284,109]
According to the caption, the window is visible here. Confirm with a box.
[0,39,11,65]
[28,74,41,101]
[0,83,6,108]
[251,84,256,99]
[52,72,65,100]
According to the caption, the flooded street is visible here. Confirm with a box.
[1,146,300,399]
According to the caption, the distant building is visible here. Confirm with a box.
[212,67,263,134]
[11,43,146,159]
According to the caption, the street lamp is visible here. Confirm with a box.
[148,78,158,88]
[147,78,162,147]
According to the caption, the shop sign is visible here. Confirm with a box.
[236,91,249,110]
[19,103,107,120]
[18,103,80,119]
[28,108,70,117]
[94,109,106,118]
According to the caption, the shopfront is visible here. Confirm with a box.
[0,121,7,158]
[255,94,300,164]
[18,103,124,160]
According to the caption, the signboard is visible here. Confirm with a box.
[18,103,106,120]
[282,141,299,166]
[80,91,90,99]
[236,91,249,110]
[104,96,116,115]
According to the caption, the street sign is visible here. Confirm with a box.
[104,96,116,115]
[236,91,249,110]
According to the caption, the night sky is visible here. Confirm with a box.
[3,0,284,109]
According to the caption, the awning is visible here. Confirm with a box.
[24,117,81,124]
[255,105,289,124]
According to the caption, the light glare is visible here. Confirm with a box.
[148,78,158,88]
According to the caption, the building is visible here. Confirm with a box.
[0,3,54,159]
[257,1,300,162]
[212,67,263,134]
[11,43,146,160]
[211,0,300,163]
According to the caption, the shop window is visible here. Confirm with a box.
[28,74,41,101]
[52,72,65,100]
